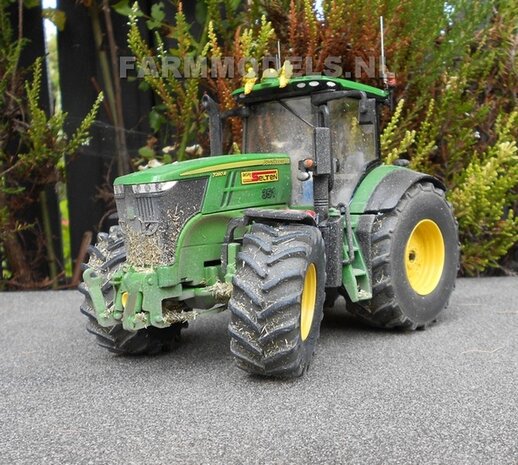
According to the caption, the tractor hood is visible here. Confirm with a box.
[114,153,290,185]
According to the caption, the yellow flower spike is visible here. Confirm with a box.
[279,60,293,88]
[243,65,257,95]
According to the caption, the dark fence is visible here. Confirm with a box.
[59,0,200,277]
[58,0,154,275]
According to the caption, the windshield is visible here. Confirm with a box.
[244,97,316,206]
[244,97,315,155]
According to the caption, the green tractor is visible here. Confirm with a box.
[80,75,459,377]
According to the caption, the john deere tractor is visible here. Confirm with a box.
[79,74,458,377]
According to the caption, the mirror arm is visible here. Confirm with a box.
[201,93,223,156]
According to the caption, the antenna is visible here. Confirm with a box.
[380,16,387,87]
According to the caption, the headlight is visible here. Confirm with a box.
[131,181,177,194]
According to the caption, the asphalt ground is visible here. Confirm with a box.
[0,277,517,465]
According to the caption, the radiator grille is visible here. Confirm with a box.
[136,196,157,222]
[115,179,207,267]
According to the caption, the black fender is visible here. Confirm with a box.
[243,208,317,226]
[221,208,317,276]
[243,208,343,288]
[363,168,445,213]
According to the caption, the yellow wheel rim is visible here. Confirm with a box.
[121,292,129,308]
[300,263,317,341]
[405,219,445,295]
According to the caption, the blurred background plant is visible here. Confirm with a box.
[0,0,516,289]
[0,0,101,288]
[121,0,276,161]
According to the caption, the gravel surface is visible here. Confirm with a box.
[0,277,517,465]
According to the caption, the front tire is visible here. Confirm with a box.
[348,182,459,329]
[228,223,326,377]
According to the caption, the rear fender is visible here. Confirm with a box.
[350,165,445,214]
[349,165,445,290]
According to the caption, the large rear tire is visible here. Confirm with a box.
[347,182,459,329]
[79,226,183,355]
[228,223,326,378]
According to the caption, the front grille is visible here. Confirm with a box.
[136,196,157,222]
[115,179,207,267]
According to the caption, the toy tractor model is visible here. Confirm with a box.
[79,74,459,378]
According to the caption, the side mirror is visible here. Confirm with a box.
[202,94,223,156]
[314,127,331,176]
[359,98,377,126]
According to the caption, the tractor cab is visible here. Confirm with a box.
[227,75,388,210]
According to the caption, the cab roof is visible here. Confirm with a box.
[233,75,389,104]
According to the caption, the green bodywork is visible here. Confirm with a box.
[85,153,293,330]
[84,77,403,332]
[114,153,291,185]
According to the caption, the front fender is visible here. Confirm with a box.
[243,208,317,225]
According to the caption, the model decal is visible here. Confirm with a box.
[241,169,279,185]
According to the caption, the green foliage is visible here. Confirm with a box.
[0,2,24,108]
[0,1,103,285]
[23,0,39,8]
[410,99,437,173]
[237,15,275,62]
[58,192,72,277]
[126,1,208,162]
[42,8,66,31]
[448,112,518,274]
[372,0,518,274]
[113,0,143,17]
[6,57,103,179]
[382,99,518,274]
[124,0,276,161]
[124,0,517,274]
[381,99,416,165]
